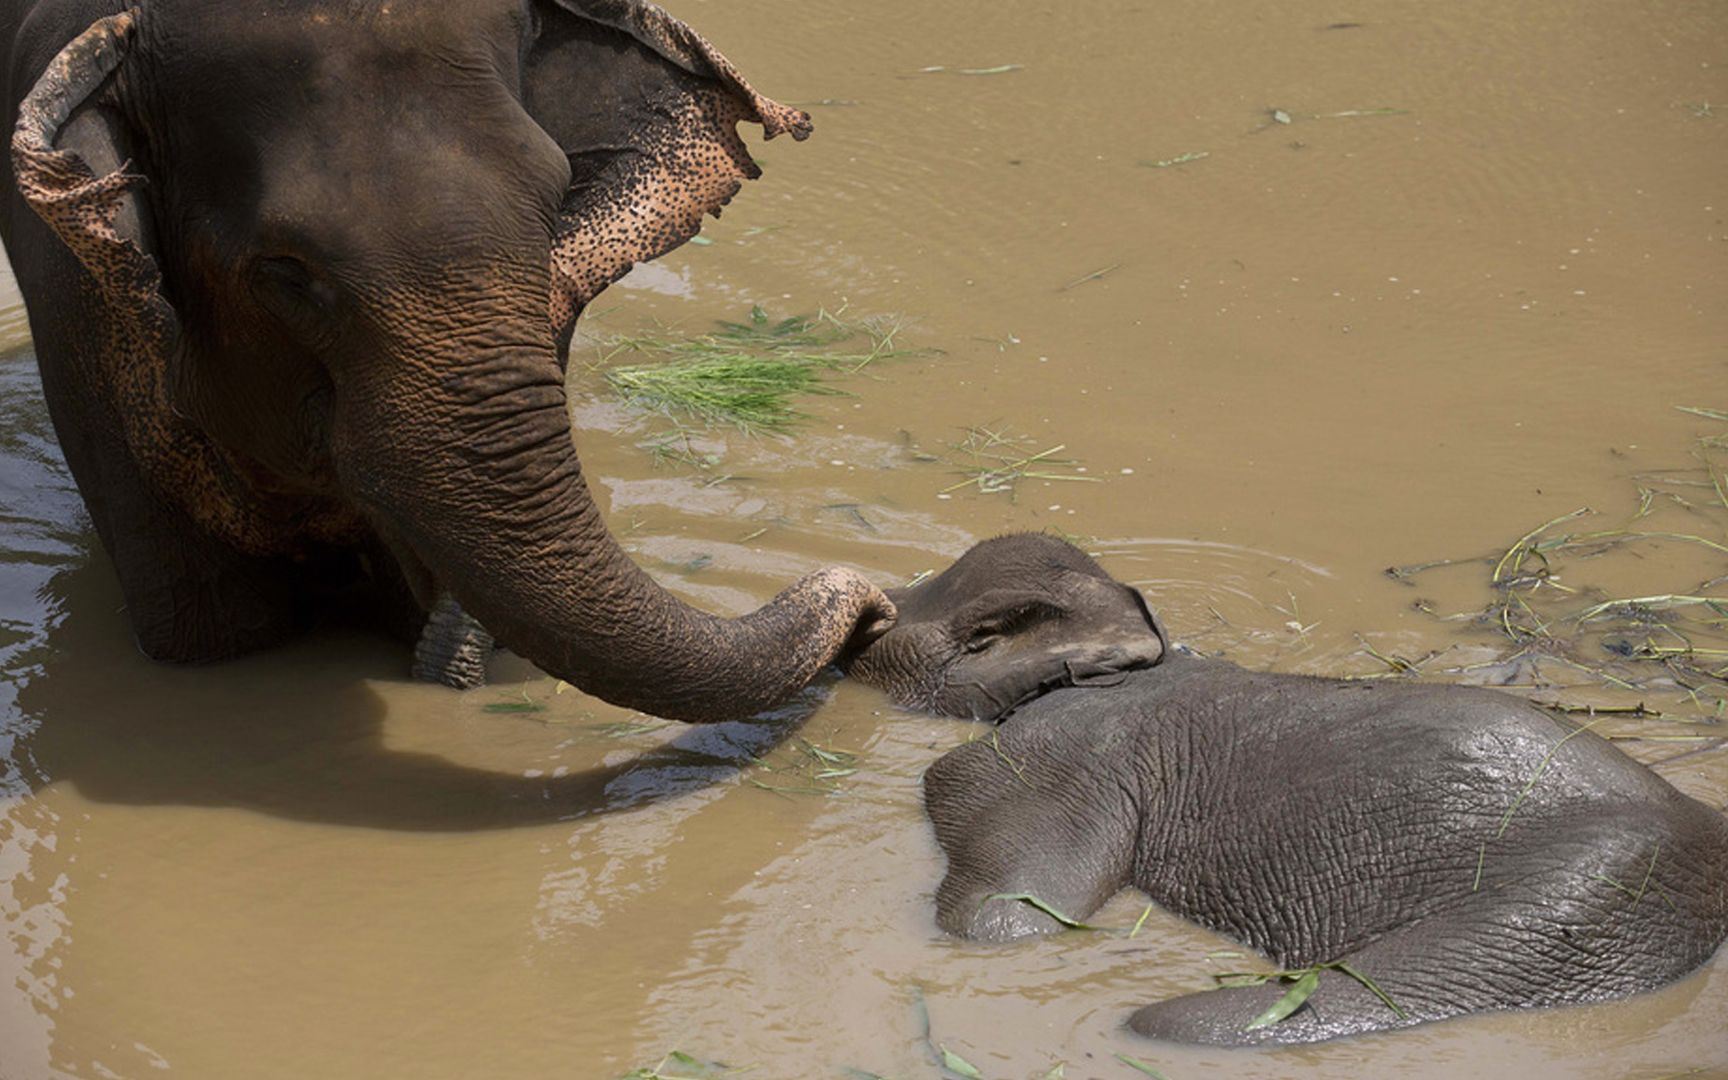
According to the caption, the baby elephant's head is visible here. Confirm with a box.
[843,533,1167,721]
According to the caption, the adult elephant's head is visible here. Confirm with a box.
[12,0,893,721]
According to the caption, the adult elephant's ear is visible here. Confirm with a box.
[12,12,161,321]
[12,11,279,554]
[526,0,813,333]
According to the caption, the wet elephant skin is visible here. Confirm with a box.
[0,0,891,720]
[846,535,1728,1045]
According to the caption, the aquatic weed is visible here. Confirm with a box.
[596,305,930,438]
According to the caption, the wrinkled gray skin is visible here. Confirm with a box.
[843,534,1728,1046]
[843,533,1169,721]
[0,0,894,717]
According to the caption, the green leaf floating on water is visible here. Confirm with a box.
[1114,1054,1172,1079]
[982,892,1105,930]
[619,1049,731,1079]
[1334,962,1410,1020]
[482,700,544,714]
[938,1045,984,1078]
[1245,969,1320,1029]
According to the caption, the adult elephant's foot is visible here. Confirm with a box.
[412,593,495,689]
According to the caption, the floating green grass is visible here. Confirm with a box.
[1059,263,1121,291]
[1139,151,1209,169]
[980,892,1106,930]
[743,736,863,798]
[481,699,545,714]
[596,305,929,438]
[942,425,1101,498]
[938,1046,983,1078]
[845,984,1083,1080]
[1388,405,1728,721]
[918,63,1023,76]
[1130,902,1155,938]
[606,354,835,435]
[620,1050,738,1079]
[1217,960,1407,1030]
[1354,634,1429,675]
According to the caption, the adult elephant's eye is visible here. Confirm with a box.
[251,255,337,340]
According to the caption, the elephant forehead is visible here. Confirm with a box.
[140,1,526,127]
[137,0,571,264]
[136,0,537,159]
[143,0,529,70]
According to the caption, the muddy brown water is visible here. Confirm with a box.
[3,2,1727,1077]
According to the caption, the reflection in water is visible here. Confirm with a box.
[0,349,82,1080]
[2,0,1727,1076]
[15,556,824,833]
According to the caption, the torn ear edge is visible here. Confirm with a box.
[543,0,813,335]
[545,0,813,141]
[12,9,316,556]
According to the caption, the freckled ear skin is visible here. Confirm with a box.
[527,0,813,337]
[10,0,812,550]
[10,11,313,555]
[15,9,368,547]
[3,0,880,713]
[6,7,352,659]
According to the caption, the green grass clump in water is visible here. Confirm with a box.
[1382,404,1728,724]
[606,353,836,435]
[942,424,1101,498]
[599,305,923,436]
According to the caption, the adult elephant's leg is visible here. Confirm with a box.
[411,593,495,690]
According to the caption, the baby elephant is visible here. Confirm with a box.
[844,534,1728,1046]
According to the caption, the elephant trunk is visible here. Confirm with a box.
[335,299,892,722]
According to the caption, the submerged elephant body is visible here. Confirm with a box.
[923,659,1728,1044]
[845,534,1728,1045]
[0,0,890,717]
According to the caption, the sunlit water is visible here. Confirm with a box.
[2,2,1725,1078]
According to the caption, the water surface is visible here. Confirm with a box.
[1,2,1725,1077]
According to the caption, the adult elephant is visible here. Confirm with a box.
[0,0,894,719]
[844,534,1728,1044]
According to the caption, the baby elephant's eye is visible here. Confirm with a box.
[954,597,1067,655]
[963,630,1001,654]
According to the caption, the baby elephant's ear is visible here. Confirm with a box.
[1119,584,1171,662]
[525,0,813,334]
[947,591,1069,648]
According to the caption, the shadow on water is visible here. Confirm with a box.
[0,352,814,834]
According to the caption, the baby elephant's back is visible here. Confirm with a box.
[1115,661,1728,967]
